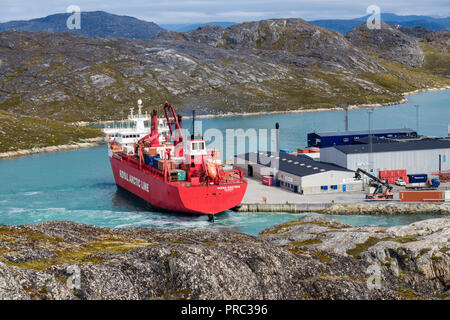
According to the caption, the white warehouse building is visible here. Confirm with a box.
[233,151,363,195]
[320,139,450,176]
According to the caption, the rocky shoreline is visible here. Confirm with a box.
[76,86,449,125]
[0,216,448,300]
[0,137,104,159]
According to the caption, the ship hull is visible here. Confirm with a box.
[110,156,247,215]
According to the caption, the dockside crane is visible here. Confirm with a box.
[354,168,394,200]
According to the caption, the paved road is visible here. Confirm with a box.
[242,178,450,204]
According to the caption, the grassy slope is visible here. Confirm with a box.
[0,31,448,153]
[0,111,102,153]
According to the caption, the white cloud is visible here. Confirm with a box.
[0,0,448,23]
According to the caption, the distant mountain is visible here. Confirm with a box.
[160,22,237,32]
[0,11,162,39]
[1,18,448,124]
[310,13,450,34]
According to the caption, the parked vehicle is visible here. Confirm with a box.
[395,179,406,186]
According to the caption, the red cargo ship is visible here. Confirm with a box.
[104,100,247,220]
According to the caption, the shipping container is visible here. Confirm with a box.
[298,149,309,154]
[173,169,187,181]
[144,155,154,165]
[399,190,443,202]
[152,157,163,169]
[148,147,158,157]
[445,190,450,202]
[168,171,178,182]
[158,160,178,171]
[262,176,274,186]
[407,174,428,183]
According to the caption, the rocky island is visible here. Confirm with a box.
[0,216,448,300]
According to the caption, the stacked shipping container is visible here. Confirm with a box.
[379,169,408,184]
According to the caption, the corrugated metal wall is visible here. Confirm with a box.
[340,149,450,175]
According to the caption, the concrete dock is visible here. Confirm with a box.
[234,178,450,214]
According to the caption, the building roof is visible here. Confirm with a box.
[236,152,352,177]
[310,128,416,137]
[334,139,450,154]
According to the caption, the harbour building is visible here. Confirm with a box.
[307,128,417,148]
[320,138,450,176]
[233,152,363,195]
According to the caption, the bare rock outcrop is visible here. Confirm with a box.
[0,217,448,300]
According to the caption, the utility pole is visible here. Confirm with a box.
[345,105,349,132]
[275,122,280,153]
[414,104,419,133]
[368,108,374,172]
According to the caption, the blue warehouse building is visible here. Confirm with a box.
[307,128,418,148]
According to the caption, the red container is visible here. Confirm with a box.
[400,169,407,176]
[400,190,443,202]
[388,178,395,184]
[309,147,320,153]
[262,176,274,186]
[379,170,386,179]
[298,149,309,154]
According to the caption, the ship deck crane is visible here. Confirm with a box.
[354,168,394,200]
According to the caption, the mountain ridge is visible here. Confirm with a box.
[0,11,163,39]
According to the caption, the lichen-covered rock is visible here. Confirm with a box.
[260,216,450,299]
[345,22,424,68]
[0,218,448,300]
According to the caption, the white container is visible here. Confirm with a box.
[445,190,450,202]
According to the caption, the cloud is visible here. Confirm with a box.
[0,0,448,23]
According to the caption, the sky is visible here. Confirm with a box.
[0,0,449,24]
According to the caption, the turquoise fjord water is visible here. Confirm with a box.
[0,90,448,235]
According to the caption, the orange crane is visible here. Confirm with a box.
[355,168,394,200]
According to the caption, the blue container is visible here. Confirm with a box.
[144,155,154,165]
[279,149,290,154]
[407,174,427,183]
[152,157,162,169]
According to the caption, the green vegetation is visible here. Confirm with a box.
[346,234,418,259]
[4,239,157,270]
[421,43,450,76]
[0,111,102,153]
[313,251,331,263]
[397,286,423,300]
[260,218,349,236]
[292,239,323,246]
